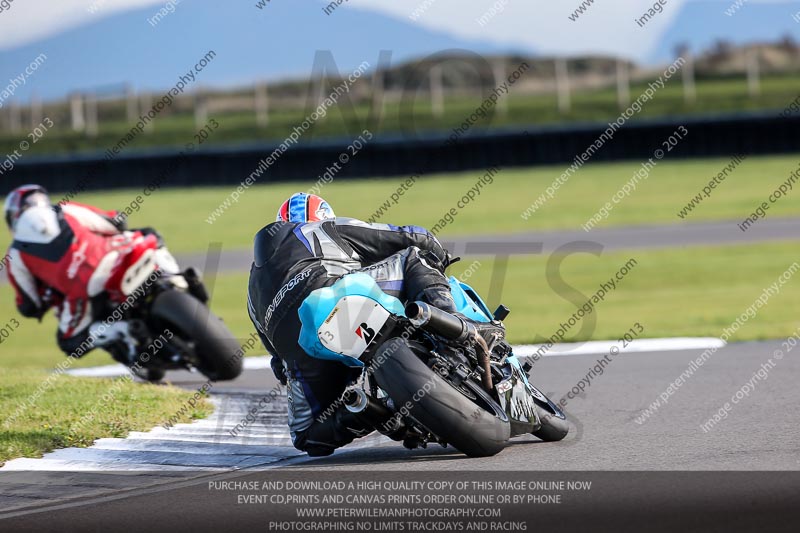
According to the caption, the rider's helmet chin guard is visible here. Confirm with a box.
[4,184,51,232]
[276,192,335,224]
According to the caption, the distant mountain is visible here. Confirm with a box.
[2,0,799,105]
[649,0,800,62]
[0,0,515,102]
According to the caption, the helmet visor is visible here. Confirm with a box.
[23,192,50,210]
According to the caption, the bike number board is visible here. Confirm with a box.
[120,249,157,296]
[317,296,391,360]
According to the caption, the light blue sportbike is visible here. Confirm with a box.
[298,272,569,457]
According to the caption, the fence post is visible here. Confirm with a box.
[493,58,508,115]
[255,82,269,127]
[30,92,43,128]
[746,47,761,97]
[140,92,154,132]
[676,45,696,105]
[616,58,630,109]
[125,84,138,122]
[8,101,21,133]
[555,57,571,114]
[194,89,208,129]
[314,75,326,120]
[430,63,444,118]
[70,93,86,132]
[86,92,98,137]
[371,67,386,123]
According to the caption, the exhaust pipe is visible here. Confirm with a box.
[344,388,370,414]
[405,301,475,343]
[406,302,494,393]
[343,389,405,440]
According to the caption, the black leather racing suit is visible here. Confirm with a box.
[247,217,458,456]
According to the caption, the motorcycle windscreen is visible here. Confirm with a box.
[298,273,405,368]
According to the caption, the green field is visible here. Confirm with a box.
[1,74,798,157]
[0,154,795,255]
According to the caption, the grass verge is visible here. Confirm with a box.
[0,369,212,465]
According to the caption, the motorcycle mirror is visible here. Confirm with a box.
[493,305,510,321]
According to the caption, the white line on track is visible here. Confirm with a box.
[0,394,385,475]
[64,338,725,377]
[0,396,298,473]
[514,337,725,358]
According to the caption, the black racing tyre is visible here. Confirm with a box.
[144,368,166,383]
[150,289,243,381]
[372,338,510,458]
[131,365,166,383]
[533,402,569,442]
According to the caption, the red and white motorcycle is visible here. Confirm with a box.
[84,230,243,382]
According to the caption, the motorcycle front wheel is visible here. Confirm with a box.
[532,399,569,442]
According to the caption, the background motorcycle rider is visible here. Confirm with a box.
[248,192,504,457]
[3,184,184,367]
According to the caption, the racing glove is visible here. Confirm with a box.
[419,250,460,274]
[270,356,287,386]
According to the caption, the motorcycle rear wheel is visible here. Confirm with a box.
[150,289,243,381]
[372,338,510,458]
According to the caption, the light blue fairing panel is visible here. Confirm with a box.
[506,354,531,387]
[298,273,406,368]
[299,274,493,367]
[448,276,493,322]
[448,277,533,387]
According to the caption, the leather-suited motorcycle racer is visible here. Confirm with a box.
[248,192,505,457]
[3,184,185,368]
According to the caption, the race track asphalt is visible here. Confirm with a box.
[174,339,799,472]
[2,340,798,531]
[2,216,799,531]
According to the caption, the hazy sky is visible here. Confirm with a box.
[0,0,794,59]
[0,0,165,49]
[349,0,685,61]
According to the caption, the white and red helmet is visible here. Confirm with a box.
[276,193,335,223]
[4,184,51,231]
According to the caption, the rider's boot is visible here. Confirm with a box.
[297,392,407,457]
[183,267,209,303]
[298,404,375,457]
[88,321,138,366]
